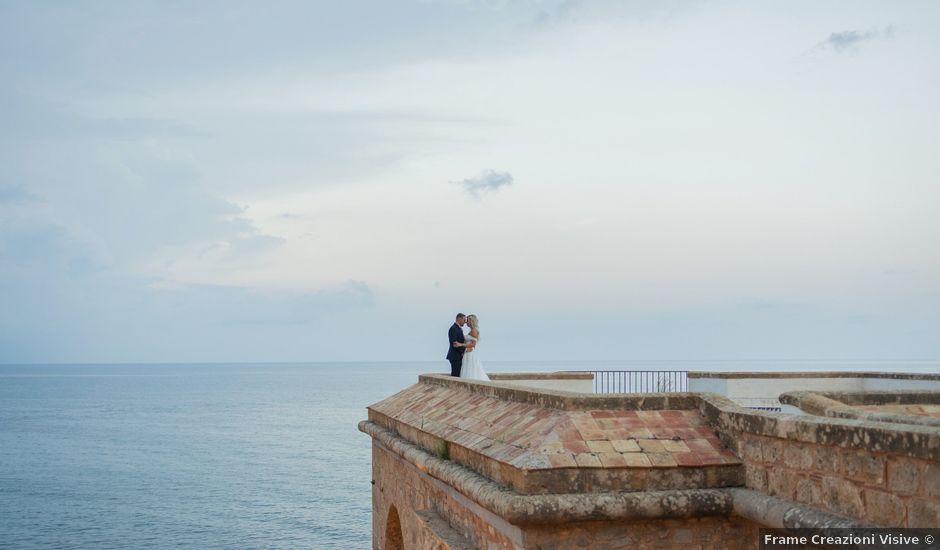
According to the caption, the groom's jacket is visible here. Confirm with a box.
[446,323,465,361]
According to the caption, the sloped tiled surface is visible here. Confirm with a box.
[368,382,740,472]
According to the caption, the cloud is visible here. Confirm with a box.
[147,279,375,326]
[824,26,894,53]
[0,184,42,204]
[455,169,514,197]
[827,30,876,52]
[0,213,375,361]
[0,91,203,141]
[289,280,375,318]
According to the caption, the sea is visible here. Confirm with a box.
[1,360,937,549]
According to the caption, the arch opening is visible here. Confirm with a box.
[384,505,404,550]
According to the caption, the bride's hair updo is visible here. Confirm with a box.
[467,314,479,332]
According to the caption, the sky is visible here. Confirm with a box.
[1,0,939,363]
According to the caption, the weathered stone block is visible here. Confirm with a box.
[813,446,840,474]
[740,439,762,463]
[784,444,813,471]
[923,463,940,498]
[761,439,784,465]
[908,499,940,528]
[795,477,821,507]
[822,476,864,519]
[887,459,920,496]
[768,468,796,499]
[864,489,906,526]
[745,464,768,492]
[523,517,759,550]
[842,452,885,486]
[673,528,694,544]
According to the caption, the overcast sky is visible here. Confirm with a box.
[2,1,938,363]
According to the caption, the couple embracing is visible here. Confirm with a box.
[446,313,489,381]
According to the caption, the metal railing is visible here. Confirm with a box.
[581,370,689,394]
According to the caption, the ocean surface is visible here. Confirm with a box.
[1,360,938,549]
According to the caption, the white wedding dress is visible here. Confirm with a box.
[460,334,489,381]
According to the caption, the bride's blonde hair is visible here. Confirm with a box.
[467,314,480,333]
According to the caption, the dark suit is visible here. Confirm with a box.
[446,322,465,376]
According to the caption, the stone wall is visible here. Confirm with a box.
[696,383,940,529]
[521,517,759,550]
[371,439,763,549]
[372,440,523,549]
[734,429,939,527]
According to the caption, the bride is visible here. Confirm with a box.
[460,314,489,381]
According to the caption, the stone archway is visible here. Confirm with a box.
[384,505,404,550]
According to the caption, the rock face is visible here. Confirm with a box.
[360,374,940,549]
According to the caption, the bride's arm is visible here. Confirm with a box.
[466,329,480,349]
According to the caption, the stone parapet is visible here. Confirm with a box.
[488,371,595,393]
[488,372,594,381]
[689,372,940,380]
[418,373,706,410]
[697,392,940,462]
[688,371,940,409]
[701,390,940,527]
[780,390,940,428]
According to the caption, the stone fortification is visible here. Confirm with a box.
[361,374,940,549]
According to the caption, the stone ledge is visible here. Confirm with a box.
[728,488,873,529]
[489,372,594,381]
[820,390,940,407]
[419,373,706,411]
[780,390,940,428]
[689,371,940,380]
[697,391,940,461]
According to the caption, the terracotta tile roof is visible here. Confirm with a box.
[367,380,742,493]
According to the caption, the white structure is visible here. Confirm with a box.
[688,372,940,410]
[487,372,594,393]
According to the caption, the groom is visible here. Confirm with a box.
[446,313,467,377]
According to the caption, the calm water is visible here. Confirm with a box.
[1,360,937,549]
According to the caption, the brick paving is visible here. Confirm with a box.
[369,382,740,471]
